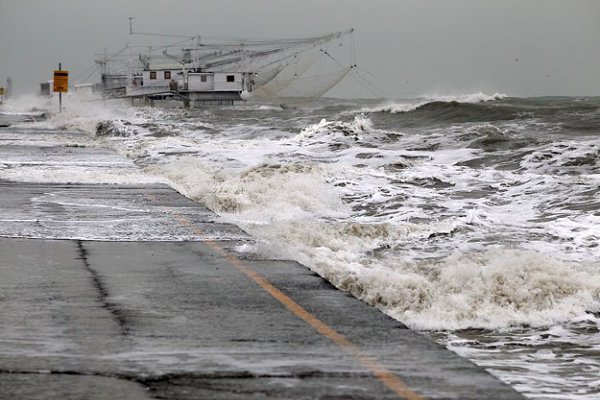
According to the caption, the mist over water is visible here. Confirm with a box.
[2,93,600,399]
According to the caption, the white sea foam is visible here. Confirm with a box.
[147,158,346,217]
[0,166,164,185]
[521,140,600,174]
[357,100,427,114]
[392,249,600,330]
[233,209,600,330]
[423,92,508,104]
[296,114,375,141]
[143,150,600,331]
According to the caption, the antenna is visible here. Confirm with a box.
[127,17,135,88]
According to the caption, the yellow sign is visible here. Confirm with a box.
[53,70,69,92]
[0,87,4,96]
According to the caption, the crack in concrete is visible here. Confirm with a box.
[76,240,130,336]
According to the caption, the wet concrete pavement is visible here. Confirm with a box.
[0,126,525,399]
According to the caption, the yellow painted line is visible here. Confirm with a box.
[170,212,425,400]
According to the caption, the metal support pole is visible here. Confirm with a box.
[58,63,62,113]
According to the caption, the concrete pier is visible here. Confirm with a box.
[0,124,525,399]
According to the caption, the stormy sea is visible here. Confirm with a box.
[2,93,600,399]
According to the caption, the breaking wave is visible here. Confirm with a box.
[2,93,139,136]
[360,92,508,114]
[144,154,600,332]
[293,114,392,151]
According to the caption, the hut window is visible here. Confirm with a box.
[149,71,157,80]
[226,75,235,82]
[201,75,207,82]
[164,71,171,79]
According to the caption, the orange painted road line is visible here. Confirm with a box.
[170,212,425,400]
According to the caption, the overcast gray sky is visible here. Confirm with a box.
[1,0,599,98]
